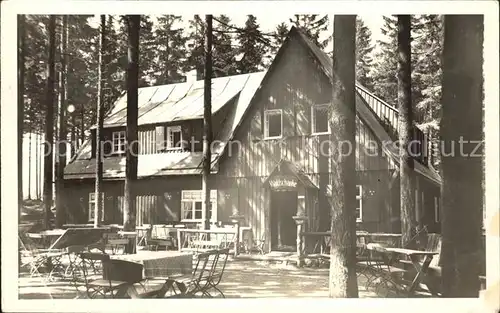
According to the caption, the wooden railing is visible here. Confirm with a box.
[300,231,403,260]
[177,228,237,254]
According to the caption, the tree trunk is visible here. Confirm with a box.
[70,114,76,157]
[18,14,26,269]
[79,106,85,146]
[328,15,359,298]
[94,15,106,228]
[202,15,213,231]
[440,15,483,298]
[18,15,26,203]
[35,126,40,199]
[43,16,57,229]
[397,15,417,248]
[55,15,68,228]
[28,129,32,200]
[123,15,140,253]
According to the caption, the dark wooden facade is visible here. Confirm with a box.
[64,27,441,252]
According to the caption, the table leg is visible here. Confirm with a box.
[408,255,433,295]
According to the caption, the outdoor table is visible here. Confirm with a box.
[107,251,193,281]
[26,229,67,247]
[383,247,438,296]
[106,251,193,298]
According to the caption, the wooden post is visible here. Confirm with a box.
[230,215,244,257]
[293,215,308,267]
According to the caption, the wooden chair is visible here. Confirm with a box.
[18,234,66,281]
[105,234,128,255]
[78,252,128,298]
[161,249,225,298]
[360,243,407,297]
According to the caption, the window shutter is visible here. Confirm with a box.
[250,110,262,141]
[155,126,165,152]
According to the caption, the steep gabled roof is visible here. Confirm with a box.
[291,27,441,184]
[97,71,266,128]
[64,71,266,179]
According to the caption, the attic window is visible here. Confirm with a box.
[264,109,282,139]
[311,104,330,135]
[112,131,126,154]
[167,126,183,150]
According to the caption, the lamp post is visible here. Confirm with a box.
[67,104,76,159]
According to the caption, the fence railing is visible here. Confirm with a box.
[177,228,237,253]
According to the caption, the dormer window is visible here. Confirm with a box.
[167,126,182,150]
[112,131,126,154]
[311,104,330,135]
[264,109,282,139]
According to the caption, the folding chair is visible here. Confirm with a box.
[19,235,66,281]
[78,252,128,299]
[161,250,219,298]
[205,248,229,297]
[363,243,407,297]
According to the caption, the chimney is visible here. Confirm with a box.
[185,69,198,84]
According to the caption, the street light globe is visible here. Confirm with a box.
[67,104,75,113]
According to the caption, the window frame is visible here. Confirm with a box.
[311,104,331,135]
[263,109,283,140]
[166,125,183,151]
[356,185,363,222]
[112,131,126,154]
[180,190,217,223]
[89,192,105,222]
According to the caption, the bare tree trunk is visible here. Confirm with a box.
[55,15,68,228]
[94,15,106,228]
[328,15,359,298]
[35,126,40,199]
[202,15,213,231]
[123,15,140,253]
[18,15,26,203]
[43,16,57,229]
[397,15,417,248]
[18,14,26,269]
[79,106,85,146]
[28,128,32,200]
[440,15,483,298]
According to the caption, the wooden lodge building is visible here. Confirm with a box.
[64,27,442,252]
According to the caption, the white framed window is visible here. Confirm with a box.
[112,131,126,153]
[356,185,363,222]
[264,109,283,139]
[311,104,330,135]
[181,190,217,222]
[89,192,105,222]
[166,126,183,150]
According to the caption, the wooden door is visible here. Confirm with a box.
[270,191,297,250]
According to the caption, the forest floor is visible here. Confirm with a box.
[18,259,433,299]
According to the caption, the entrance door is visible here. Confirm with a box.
[270,190,298,251]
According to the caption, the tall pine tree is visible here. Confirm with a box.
[371,15,398,106]
[290,15,331,49]
[266,22,289,65]
[236,15,267,74]
[355,17,374,90]
[186,15,206,80]
[412,15,444,169]
[155,15,187,84]
[212,15,238,77]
